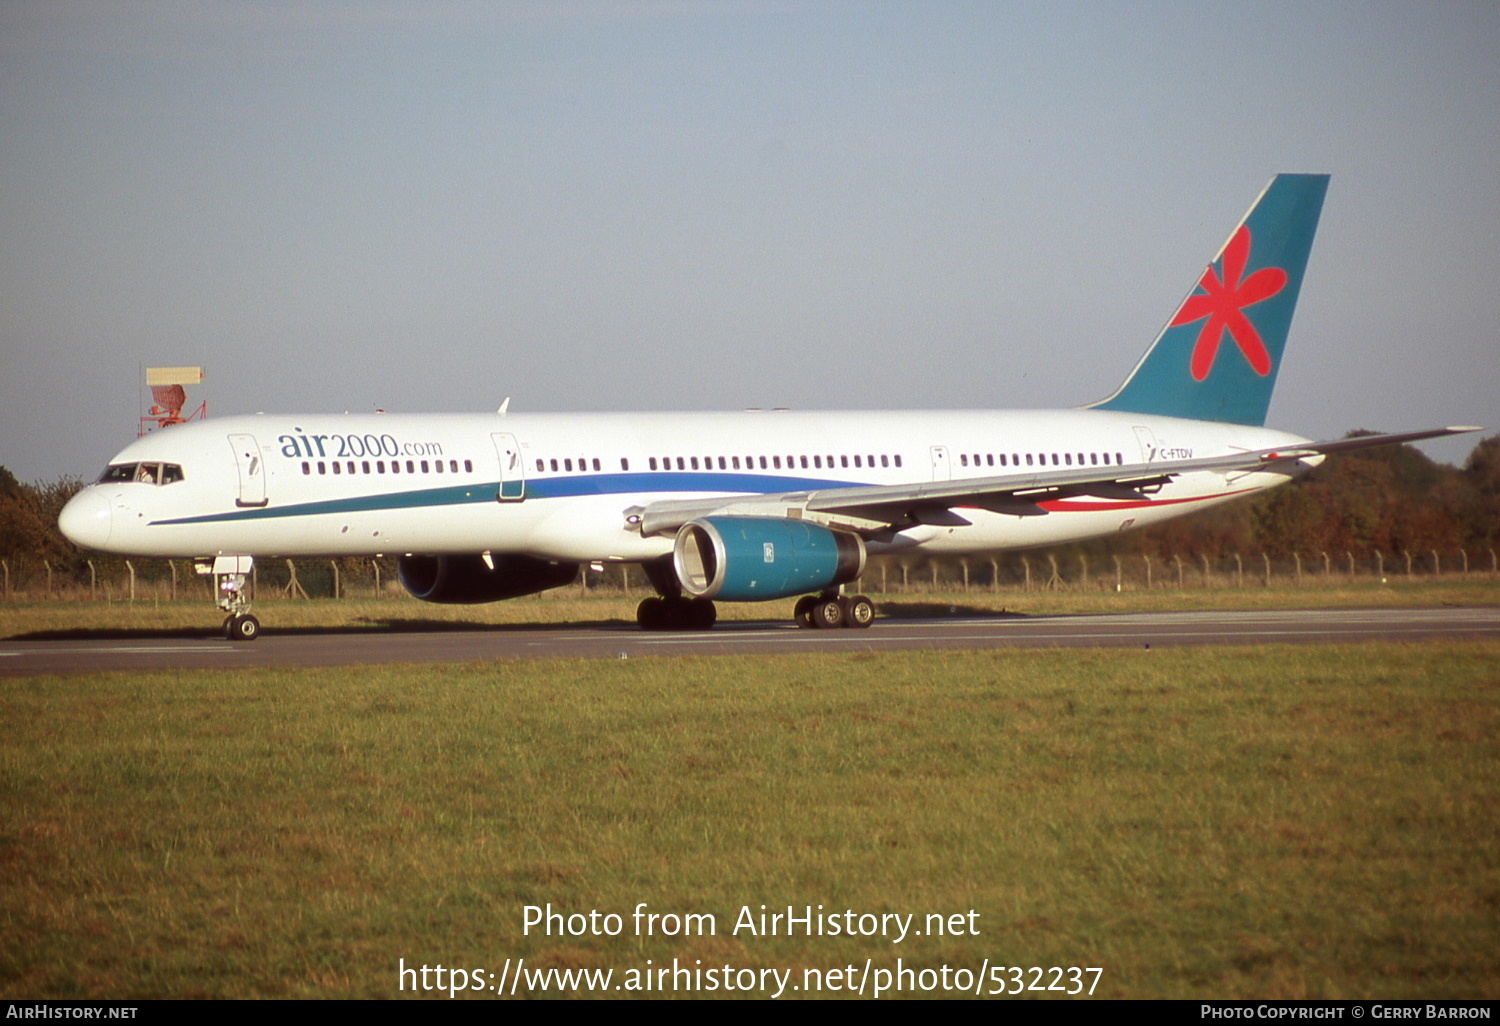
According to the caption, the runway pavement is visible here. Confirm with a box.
[3,606,1498,677]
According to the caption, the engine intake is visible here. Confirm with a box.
[398,553,578,604]
[673,516,865,602]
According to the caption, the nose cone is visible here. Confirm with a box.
[59,489,113,550]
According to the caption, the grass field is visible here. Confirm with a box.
[2,641,1497,999]
[3,576,1498,640]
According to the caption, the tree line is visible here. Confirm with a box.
[2,432,1497,596]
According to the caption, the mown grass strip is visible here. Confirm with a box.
[3,577,1497,640]
[2,642,1496,998]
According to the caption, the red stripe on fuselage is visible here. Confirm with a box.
[952,488,1255,515]
[1035,488,1253,513]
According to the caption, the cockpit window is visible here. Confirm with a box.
[98,462,185,485]
[100,464,137,483]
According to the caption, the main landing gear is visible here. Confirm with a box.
[636,596,717,631]
[633,591,877,631]
[631,556,876,632]
[793,593,876,630]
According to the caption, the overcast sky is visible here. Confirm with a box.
[2,0,1496,484]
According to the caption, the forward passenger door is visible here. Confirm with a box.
[228,434,268,508]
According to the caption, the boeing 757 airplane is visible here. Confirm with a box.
[58,174,1476,638]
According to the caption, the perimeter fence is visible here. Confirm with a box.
[3,548,1497,603]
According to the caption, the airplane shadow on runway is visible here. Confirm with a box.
[13,602,1027,642]
[877,602,1029,620]
[13,619,627,642]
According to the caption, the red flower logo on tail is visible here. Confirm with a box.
[1172,225,1287,381]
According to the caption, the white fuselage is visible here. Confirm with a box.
[59,408,1315,565]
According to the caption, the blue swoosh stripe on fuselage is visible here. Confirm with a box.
[529,471,853,498]
[150,471,860,527]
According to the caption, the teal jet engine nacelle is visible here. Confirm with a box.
[399,553,579,604]
[672,516,866,602]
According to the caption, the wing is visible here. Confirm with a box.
[627,426,1481,537]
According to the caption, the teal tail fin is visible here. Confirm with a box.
[1091,173,1329,426]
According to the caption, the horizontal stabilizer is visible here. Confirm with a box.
[1259,426,1483,459]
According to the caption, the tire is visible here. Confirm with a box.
[686,598,717,631]
[637,597,666,630]
[846,595,875,629]
[229,614,260,641]
[663,599,692,631]
[793,595,816,629]
[811,597,845,629]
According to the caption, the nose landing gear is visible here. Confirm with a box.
[197,555,261,641]
[223,610,260,641]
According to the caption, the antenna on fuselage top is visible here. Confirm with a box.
[498,397,511,415]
